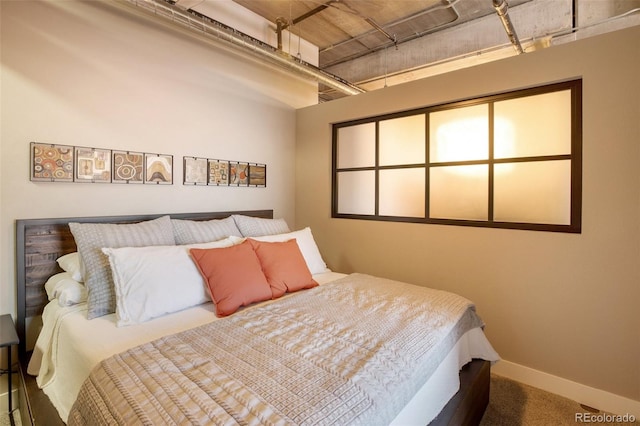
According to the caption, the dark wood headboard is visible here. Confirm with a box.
[15,209,273,356]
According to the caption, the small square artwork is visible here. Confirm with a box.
[208,160,229,185]
[145,154,173,184]
[229,162,249,186]
[31,142,74,182]
[113,151,144,184]
[184,157,208,185]
[75,147,111,182]
[248,164,266,187]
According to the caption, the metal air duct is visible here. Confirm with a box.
[121,0,365,96]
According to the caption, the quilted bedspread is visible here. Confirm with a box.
[67,273,483,426]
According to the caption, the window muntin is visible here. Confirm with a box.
[332,79,582,233]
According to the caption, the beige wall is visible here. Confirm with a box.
[296,26,640,402]
[0,1,317,319]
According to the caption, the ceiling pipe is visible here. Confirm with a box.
[364,17,397,48]
[492,0,524,54]
[319,0,462,67]
[275,17,287,50]
[291,2,334,27]
[275,2,334,51]
[121,0,365,96]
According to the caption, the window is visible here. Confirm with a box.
[332,80,582,233]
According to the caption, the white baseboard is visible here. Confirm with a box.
[0,374,19,415]
[492,360,640,419]
[0,389,19,415]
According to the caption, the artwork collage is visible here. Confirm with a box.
[30,142,265,187]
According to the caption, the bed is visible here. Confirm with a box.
[15,209,499,425]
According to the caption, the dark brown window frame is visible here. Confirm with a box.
[332,79,582,233]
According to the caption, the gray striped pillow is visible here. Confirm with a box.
[69,215,176,319]
[171,216,242,244]
[232,214,290,237]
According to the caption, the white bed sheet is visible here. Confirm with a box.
[28,271,499,424]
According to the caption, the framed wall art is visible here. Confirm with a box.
[248,163,266,187]
[30,142,175,186]
[182,155,266,187]
[75,147,111,183]
[145,153,173,184]
[30,142,74,182]
[113,151,144,184]
[183,157,208,185]
[208,159,229,185]
[229,161,249,186]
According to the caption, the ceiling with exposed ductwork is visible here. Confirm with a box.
[232,0,530,68]
[143,0,640,102]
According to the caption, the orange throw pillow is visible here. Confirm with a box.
[248,238,318,298]
[190,240,272,317]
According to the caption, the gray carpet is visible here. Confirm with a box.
[0,411,20,426]
[481,374,639,426]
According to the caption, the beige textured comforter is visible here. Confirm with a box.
[68,273,483,426]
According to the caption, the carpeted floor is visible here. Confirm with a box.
[481,374,639,426]
[0,411,20,426]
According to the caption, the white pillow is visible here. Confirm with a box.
[70,215,176,319]
[56,252,83,282]
[240,227,330,275]
[44,272,88,307]
[103,237,236,327]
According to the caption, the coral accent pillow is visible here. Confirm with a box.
[241,227,330,274]
[190,240,272,317]
[248,238,318,298]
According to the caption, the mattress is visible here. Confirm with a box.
[29,271,499,424]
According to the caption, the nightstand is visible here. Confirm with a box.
[1,314,19,423]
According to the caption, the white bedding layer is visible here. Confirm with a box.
[28,271,499,424]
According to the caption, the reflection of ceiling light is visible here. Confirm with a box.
[494,116,515,158]
[493,116,515,174]
[434,114,516,176]
[435,116,488,162]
